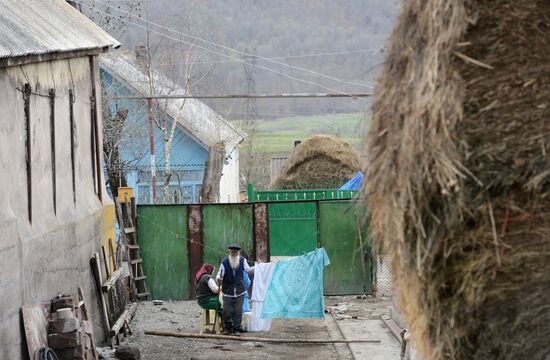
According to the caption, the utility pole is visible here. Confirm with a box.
[242,50,259,187]
[243,50,259,124]
[147,98,156,204]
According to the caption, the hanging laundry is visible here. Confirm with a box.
[261,248,330,319]
[243,271,251,313]
[249,262,276,331]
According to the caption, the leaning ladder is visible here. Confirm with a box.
[115,196,150,300]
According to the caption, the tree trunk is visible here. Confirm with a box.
[103,109,128,198]
[200,142,225,203]
[163,137,172,203]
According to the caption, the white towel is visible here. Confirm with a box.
[250,301,271,331]
[251,263,276,301]
[250,262,276,331]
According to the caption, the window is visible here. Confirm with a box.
[194,185,202,203]
[182,185,193,204]
[138,185,150,204]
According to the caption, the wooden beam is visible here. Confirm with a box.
[90,254,113,347]
[110,303,138,337]
[144,330,381,344]
[101,267,124,292]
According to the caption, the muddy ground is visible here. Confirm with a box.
[119,296,399,360]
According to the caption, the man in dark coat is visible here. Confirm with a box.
[216,244,254,334]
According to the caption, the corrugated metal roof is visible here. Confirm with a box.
[100,51,245,148]
[0,0,119,59]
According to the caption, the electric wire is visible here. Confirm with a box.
[76,2,371,104]
[84,0,376,89]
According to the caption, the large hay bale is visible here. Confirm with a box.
[270,135,361,189]
[365,1,550,359]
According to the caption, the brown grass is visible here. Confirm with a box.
[270,135,361,189]
[364,1,550,359]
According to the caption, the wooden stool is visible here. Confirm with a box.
[199,308,222,334]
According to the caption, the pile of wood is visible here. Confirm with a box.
[47,293,98,360]
[89,196,143,347]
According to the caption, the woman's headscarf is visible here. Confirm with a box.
[195,263,215,283]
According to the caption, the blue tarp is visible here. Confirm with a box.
[261,248,330,319]
[339,171,363,190]
[243,271,251,312]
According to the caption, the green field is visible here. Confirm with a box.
[239,112,369,153]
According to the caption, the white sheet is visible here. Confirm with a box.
[249,262,276,331]
[251,263,276,301]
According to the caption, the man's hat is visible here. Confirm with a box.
[228,244,241,250]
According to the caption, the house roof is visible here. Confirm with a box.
[0,0,119,61]
[100,51,245,148]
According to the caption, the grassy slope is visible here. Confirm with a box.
[242,112,369,153]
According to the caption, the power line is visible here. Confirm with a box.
[154,47,384,66]
[85,0,375,89]
[75,1,371,103]
[111,93,372,100]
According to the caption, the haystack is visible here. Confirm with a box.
[365,1,550,359]
[270,135,361,189]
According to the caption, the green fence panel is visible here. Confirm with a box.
[248,184,358,202]
[319,201,371,295]
[269,202,318,256]
[137,205,189,300]
[202,204,254,268]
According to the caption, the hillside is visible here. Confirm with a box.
[240,112,369,153]
[83,0,399,116]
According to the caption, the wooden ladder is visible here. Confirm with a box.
[116,196,150,300]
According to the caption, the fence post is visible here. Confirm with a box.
[188,205,203,299]
[247,183,254,203]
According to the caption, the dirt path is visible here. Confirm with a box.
[122,296,398,360]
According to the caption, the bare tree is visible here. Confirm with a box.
[77,1,143,39]
[142,0,219,203]
[101,78,149,198]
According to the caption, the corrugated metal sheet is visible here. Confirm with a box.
[202,204,254,266]
[137,205,189,300]
[100,51,246,148]
[270,157,288,181]
[0,0,119,59]
[319,201,371,295]
[268,202,318,256]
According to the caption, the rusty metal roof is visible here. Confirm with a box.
[0,0,119,60]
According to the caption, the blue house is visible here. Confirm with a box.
[100,50,245,204]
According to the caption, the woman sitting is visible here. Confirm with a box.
[195,264,222,318]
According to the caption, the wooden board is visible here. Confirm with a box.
[22,303,50,359]
[253,203,270,262]
[187,205,203,299]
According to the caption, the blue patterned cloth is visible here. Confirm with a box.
[260,248,330,319]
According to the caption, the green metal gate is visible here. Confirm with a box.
[202,204,254,267]
[136,199,371,299]
[137,205,189,300]
[268,202,318,256]
[319,201,371,295]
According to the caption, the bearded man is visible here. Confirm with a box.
[216,244,254,335]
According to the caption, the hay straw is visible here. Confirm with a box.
[270,135,361,189]
[364,0,550,359]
